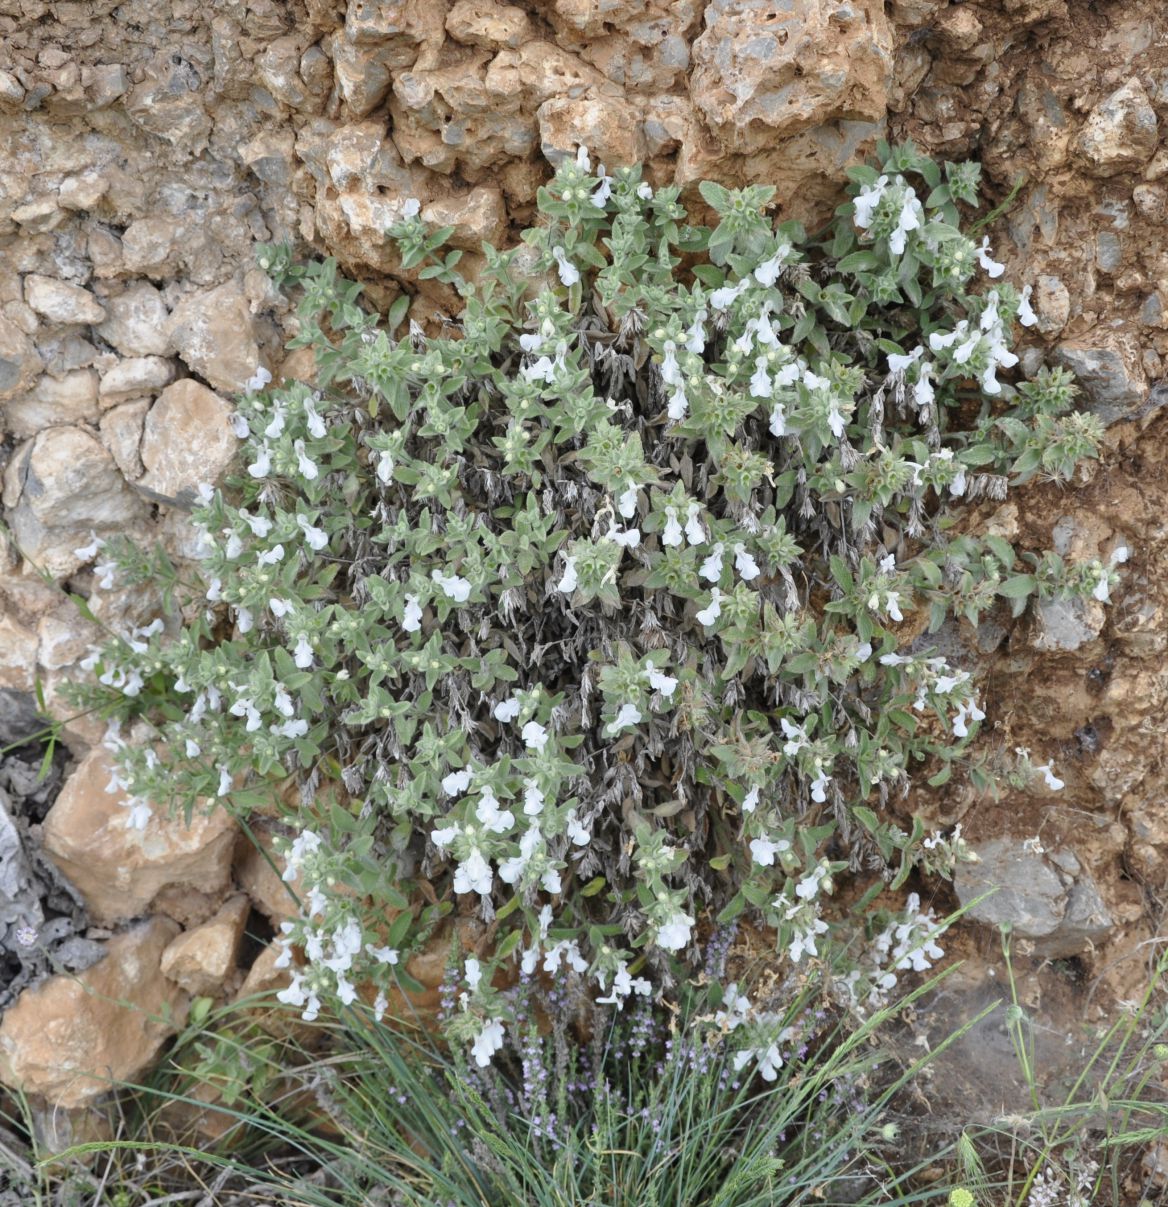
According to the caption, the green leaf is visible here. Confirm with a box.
[999,575,1037,599]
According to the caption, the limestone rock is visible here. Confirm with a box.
[446,0,532,49]
[23,274,106,326]
[121,218,185,278]
[124,56,212,155]
[0,315,43,402]
[0,917,186,1109]
[99,399,149,480]
[41,748,238,926]
[96,282,172,357]
[422,186,508,250]
[690,0,894,155]
[0,614,37,692]
[1052,342,1145,425]
[4,369,100,437]
[167,283,259,393]
[3,426,147,579]
[234,823,303,925]
[1031,596,1106,652]
[160,894,250,996]
[98,356,176,405]
[1076,79,1159,178]
[139,379,238,499]
[536,95,647,168]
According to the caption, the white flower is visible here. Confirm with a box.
[565,808,590,846]
[402,197,421,219]
[247,445,272,478]
[294,439,319,481]
[1035,762,1064,791]
[662,507,684,547]
[734,543,761,581]
[769,401,788,437]
[523,781,545,816]
[275,718,308,739]
[683,502,705,546]
[297,516,328,551]
[1017,284,1038,327]
[888,188,922,256]
[951,698,985,738]
[700,543,724,582]
[431,824,459,850]
[797,863,829,900]
[636,181,653,200]
[377,449,394,484]
[655,911,694,952]
[590,172,612,207]
[556,556,578,594]
[184,738,201,758]
[402,594,423,633]
[742,785,760,814]
[754,244,790,287]
[888,346,923,375]
[493,696,521,723]
[710,278,749,310]
[293,634,314,668]
[464,957,483,991]
[242,510,273,538]
[750,835,789,866]
[442,769,472,796]
[246,366,272,393]
[471,1019,505,1068]
[552,246,580,287]
[607,702,642,734]
[257,543,285,567]
[475,789,514,833]
[432,569,472,602]
[264,407,285,439]
[696,588,722,627]
[230,412,250,438]
[304,400,327,439]
[522,720,548,751]
[885,592,904,623]
[73,531,105,561]
[617,485,638,518]
[574,144,591,172]
[976,236,1005,278]
[666,385,688,421]
[1092,570,1112,603]
[749,357,773,398]
[852,175,888,229]
[217,766,233,797]
[605,522,641,548]
[125,798,153,830]
[453,849,493,896]
[646,667,678,698]
[273,681,296,718]
[271,597,294,618]
[595,962,652,1008]
[810,772,830,804]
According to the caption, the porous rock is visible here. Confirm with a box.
[138,379,238,499]
[23,274,106,326]
[160,894,250,996]
[0,917,186,1109]
[41,748,238,926]
[1076,78,1159,178]
[166,282,259,393]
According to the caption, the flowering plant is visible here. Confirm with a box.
[68,142,1112,1061]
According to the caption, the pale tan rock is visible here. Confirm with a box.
[446,0,532,49]
[98,355,176,405]
[422,186,507,250]
[96,282,171,356]
[161,894,250,996]
[4,426,147,579]
[4,369,100,436]
[138,379,237,498]
[121,218,185,277]
[537,95,647,168]
[12,200,65,233]
[690,0,894,155]
[58,172,109,212]
[0,315,43,402]
[36,602,104,672]
[42,748,238,925]
[23,274,106,325]
[0,918,186,1109]
[1077,79,1159,178]
[99,398,149,480]
[124,57,212,154]
[167,283,259,393]
[234,823,302,924]
[0,613,37,692]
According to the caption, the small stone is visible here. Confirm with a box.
[446,0,532,48]
[1033,275,1071,335]
[954,838,1067,938]
[167,282,259,392]
[0,69,25,104]
[1031,596,1106,652]
[96,282,172,357]
[160,895,250,996]
[58,172,109,212]
[4,369,100,437]
[3,426,146,579]
[98,356,176,405]
[422,186,507,251]
[0,316,44,402]
[139,379,238,498]
[42,748,238,926]
[1052,342,1145,425]
[0,614,37,692]
[11,200,65,233]
[0,917,186,1109]
[1076,78,1159,178]
[537,95,646,168]
[121,217,185,277]
[98,398,150,480]
[23,274,106,325]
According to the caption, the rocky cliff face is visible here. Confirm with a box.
[1,0,1167,1125]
